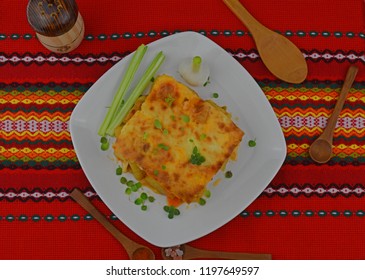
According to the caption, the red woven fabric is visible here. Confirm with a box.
[1,0,365,260]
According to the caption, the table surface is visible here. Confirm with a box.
[1,0,365,260]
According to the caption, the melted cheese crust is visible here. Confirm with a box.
[113,75,244,204]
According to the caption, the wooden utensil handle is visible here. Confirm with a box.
[193,247,271,260]
[223,0,266,34]
[70,188,132,246]
[321,65,358,139]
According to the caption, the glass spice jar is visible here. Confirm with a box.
[27,0,85,53]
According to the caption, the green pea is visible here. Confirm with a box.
[248,139,256,147]
[140,193,148,200]
[101,141,109,151]
[120,177,127,184]
[134,198,143,205]
[199,198,206,206]
[125,188,132,195]
[116,166,123,175]
[225,171,233,179]
[131,184,138,192]
[168,206,175,214]
[148,196,155,202]
[141,205,148,211]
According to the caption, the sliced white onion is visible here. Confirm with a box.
[178,57,210,87]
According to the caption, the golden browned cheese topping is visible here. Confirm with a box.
[113,75,244,204]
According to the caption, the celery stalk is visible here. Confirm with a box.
[98,44,147,136]
[106,51,165,136]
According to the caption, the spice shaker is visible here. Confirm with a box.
[27,0,85,53]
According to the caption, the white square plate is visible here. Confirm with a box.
[70,31,286,247]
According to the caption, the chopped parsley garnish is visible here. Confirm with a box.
[162,165,167,170]
[154,119,163,130]
[165,95,175,106]
[200,133,207,140]
[190,146,206,165]
[158,143,170,151]
[203,76,210,87]
[154,120,169,136]
[143,132,149,141]
[181,115,190,123]
[153,169,159,176]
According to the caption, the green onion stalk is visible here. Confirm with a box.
[106,51,165,136]
[98,44,147,136]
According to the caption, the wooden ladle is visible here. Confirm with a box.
[223,0,307,84]
[70,188,155,260]
[309,65,358,164]
[161,244,271,260]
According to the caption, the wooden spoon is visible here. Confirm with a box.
[161,244,271,260]
[70,188,155,260]
[223,0,307,84]
[309,65,358,163]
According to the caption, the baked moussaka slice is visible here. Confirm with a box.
[113,74,244,205]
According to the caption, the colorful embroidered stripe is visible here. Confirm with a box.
[260,81,365,165]
[0,210,364,222]
[0,83,89,170]
[240,210,365,218]
[1,183,365,202]
[1,49,365,66]
[1,30,365,41]
[2,78,365,170]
